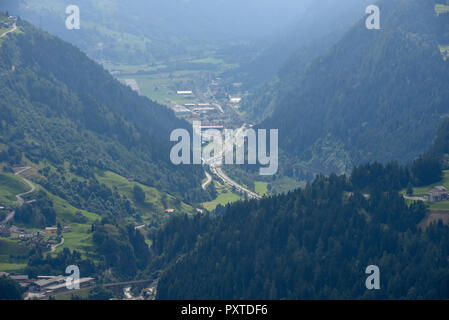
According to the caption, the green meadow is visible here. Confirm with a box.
[0,172,30,207]
[402,170,449,211]
[202,181,242,211]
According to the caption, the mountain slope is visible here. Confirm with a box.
[0,16,209,204]
[259,0,449,178]
[150,119,449,299]
[235,0,373,90]
[153,172,449,299]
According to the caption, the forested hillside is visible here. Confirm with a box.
[255,0,449,179]
[147,118,449,300]
[0,17,210,205]
[153,173,448,299]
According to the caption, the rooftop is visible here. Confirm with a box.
[46,278,95,291]
[430,186,448,193]
[34,275,65,287]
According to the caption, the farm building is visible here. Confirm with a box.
[427,186,449,202]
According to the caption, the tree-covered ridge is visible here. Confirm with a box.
[257,0,449,179]
[150,120,449,299]
[0,17,210,204]
[238,0,373,98]
[153,173,448,299]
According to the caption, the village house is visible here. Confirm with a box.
[45,227,58,235]
[427,186,449,202]
[27,275,95,295]
[45,277,95,295]
[29,275,66,293]
[9,275,30,288]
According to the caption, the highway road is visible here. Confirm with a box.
[201,124,262,200]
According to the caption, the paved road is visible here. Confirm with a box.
[0,21,17,39]
[403,195,427,202]
[14,167,36,206]
[51,238,65,253]
[201,125,262,200]
[211,165,261,200]
[202,171,212,190]
[1,167,36,224]
[1,211,16,224]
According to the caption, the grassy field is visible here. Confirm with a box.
[435,4,449,15]
[44,189,101,224]
[54,286,94,300]
[202,181,242,211]
[102,62,167,75]
[0,262,27,272]
[255,181,268,197]
[0,238,29,272]
[0,238,29,255]
[105,55,238,106]
[117,72,199,105]
[95,170,194,215]
[402,170,449,211]
[53,224,95,257]
[406,170,449,196]
[0,172,30,207]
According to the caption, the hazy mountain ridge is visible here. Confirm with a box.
[257,0,449,178]
[235,0,374,90]
[0,0,312,64]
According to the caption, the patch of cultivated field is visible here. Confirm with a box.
[53,224,95,258]
[0,238,29,272]
[95,170,194,215]
[202,181,242,211]
[401,170,449,211]
[255,181,268,196]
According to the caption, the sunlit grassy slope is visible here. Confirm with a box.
[401,170,449,211]
[0,172,30,207]
[202,181,242,211]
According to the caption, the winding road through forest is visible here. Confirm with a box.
[0,21,17,39]
[1,167,36,224]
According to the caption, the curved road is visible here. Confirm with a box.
[1,167,36,224]
[15,167,36,206]
[0,21,17,39]
[202,171,212,190]
[51,238,65,253]
[201,124,262,200]
[210,164,261,200]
